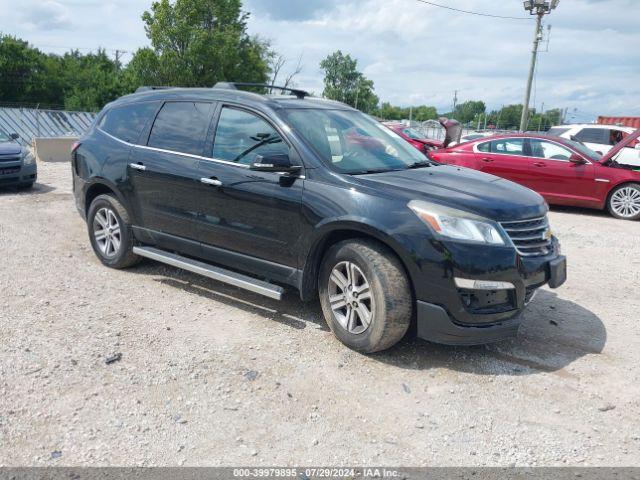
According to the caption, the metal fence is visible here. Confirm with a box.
[0,106,97,146]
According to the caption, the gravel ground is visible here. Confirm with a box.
[1,161,639,467]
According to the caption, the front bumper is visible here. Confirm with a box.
[0,162,37,186]
[412,238,566,345]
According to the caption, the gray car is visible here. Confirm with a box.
[0,132,37,189]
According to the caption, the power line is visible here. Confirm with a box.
[414,0,533,20]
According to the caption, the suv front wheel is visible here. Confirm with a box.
[319,239,412,353]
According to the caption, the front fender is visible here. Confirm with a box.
[298,216,422,302]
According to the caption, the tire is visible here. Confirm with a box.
[318,239,413,353]
[17,182,34,190]
[607,183,640,221]
[87,194,140,269]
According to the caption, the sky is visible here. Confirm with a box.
[1,0,638,121]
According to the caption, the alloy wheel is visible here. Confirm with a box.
[610,187,640,219]
[92,207,122,258]
[327,261,374,335]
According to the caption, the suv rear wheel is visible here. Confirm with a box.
[319,239,412,353]
[607,183,640,220]
[87,194,140,269]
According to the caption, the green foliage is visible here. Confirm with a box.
[127,0,272,87]
[376,102,438,122]
[0,34,128,110]
[320,50,379,113]
[453,100,486,125]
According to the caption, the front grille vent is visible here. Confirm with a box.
[500,216,552,257]
[0,156,21,163]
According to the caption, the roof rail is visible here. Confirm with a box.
[135,86,175,93]
[213,82,310,99]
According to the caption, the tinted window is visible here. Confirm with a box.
[100,102,159,144]
[528,139,572,160]
[477,141,490,152]
[547,127,570,137]
[490,138,525,156]
[574,128,606,144]
[608,129,625,146]
[148,102,213,156]
[213,108,289,165]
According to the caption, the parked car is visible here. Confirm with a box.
[72,83,566,353]
[429,132,640,220]
[548,124,640,167]
[0,131,37,189]
[383,122,443,154]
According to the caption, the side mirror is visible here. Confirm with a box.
[569,154,587,165]
[10,133,19,140]
[250,154,302,174]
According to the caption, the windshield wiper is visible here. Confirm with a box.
[350,168,402,175]
[407,161,433,169]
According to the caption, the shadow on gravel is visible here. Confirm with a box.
[0,183,56,195]
[372,289,607,376]
[130,260,330,332]
[129,260,605,376]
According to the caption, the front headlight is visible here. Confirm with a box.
[408,200,505,245]
[22,150,36,165]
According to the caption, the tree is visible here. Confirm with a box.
[320,50,378,113]
[126,0,273,88]
[453,100,486,125]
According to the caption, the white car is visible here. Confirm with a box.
[548,124,640,167]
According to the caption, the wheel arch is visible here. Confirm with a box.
[84,179,131,218]
[299,220,418,303]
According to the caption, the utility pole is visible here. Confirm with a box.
[114,50,127,71]
[452,90,458,116]
[520,0,559,132]
[538,102,545,131]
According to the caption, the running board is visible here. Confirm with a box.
[132,246,285,300]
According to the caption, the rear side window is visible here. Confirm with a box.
[212,107,288,165]
[148,102,213,156]
[490,138,525,156]
[100,102,159,144]
[574,128,606,144]
[477,141,490,153]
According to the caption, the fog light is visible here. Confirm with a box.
[455,278,515,290]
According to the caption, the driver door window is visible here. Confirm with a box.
[212,108,289,165]
[527,139,573,161]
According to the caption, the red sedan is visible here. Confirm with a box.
[429,130,640,220]
[383,122,442,154]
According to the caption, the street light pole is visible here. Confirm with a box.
[519,0,559,132]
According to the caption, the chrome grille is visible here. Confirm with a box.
[0,156,21,163]
[501,216,552,257]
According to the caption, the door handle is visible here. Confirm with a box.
[481,157,493,163]
[129,163,146,171]
[533,162,546,167]
[200,177,222,187]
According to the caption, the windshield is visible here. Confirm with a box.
[561,138,602,162]
[0,131,12,142]
[402,127,427,140]
[282,109,430,174]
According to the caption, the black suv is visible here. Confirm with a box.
[72,83,566,353]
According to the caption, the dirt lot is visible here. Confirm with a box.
[1,161,639,467]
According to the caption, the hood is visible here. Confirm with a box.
[0,142,23,156]
[600,128,640,164]
[355,165,547,222]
